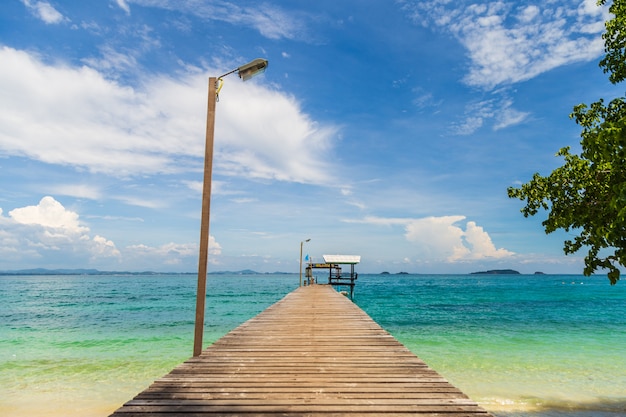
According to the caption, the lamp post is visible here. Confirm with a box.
[299,238,311,287]
[193,58,268,357]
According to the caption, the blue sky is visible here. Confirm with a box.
[0,0,618,274]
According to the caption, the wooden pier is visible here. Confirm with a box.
[109,284,493,416]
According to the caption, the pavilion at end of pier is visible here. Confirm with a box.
[305,254,360,299]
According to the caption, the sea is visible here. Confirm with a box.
[1,273,625,417]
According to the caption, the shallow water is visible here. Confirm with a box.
[1,273,624,416]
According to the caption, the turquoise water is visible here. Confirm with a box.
[1,273,624,416]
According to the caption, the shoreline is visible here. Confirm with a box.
[2,390,625,417]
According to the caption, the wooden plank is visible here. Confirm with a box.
[109,285,493,416]
[114,413,489,417]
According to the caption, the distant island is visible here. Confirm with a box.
[470,269,521,275]
[0,268,192,276]
[2,268,553,277]
[0,268,292,276]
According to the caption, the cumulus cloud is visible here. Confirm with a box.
[0,196,208,269]
[401,0,607,89]
[10,196,88,232]
[403,215,469,260]
[1,197,120,262]
[0,46,338,185]
[92,235,120,257]
[21,0,66,24]
[352,215,514,262]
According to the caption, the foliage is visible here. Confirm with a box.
[599,0,626,84]
[508,0,626,284]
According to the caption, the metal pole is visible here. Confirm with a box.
[193,76,217,357]
[299,241,304,287]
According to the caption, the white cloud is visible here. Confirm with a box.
[116,0,131,15]
[404,215,470,260]
[82,46,139,74]
[0,46,338,185]
[128,241,198,257]
[462,221,515,260]
[1,197,121,264]
[411,88,441,110]
[49,184,103,200]
[0,196,207,269]
[21,0,66,24]
[244,3,303,40]
[126,238,219,266]
[452,96,529,135]
[9,196,87,233]
[351,215,514,262]
[401,0,607,89]
[92,235,121,257]
[231,198,257,204]
[452,116,484,136]
[216,81,337,183]
[518,5,540,23]
[127,0,305,40]
[494,103,530,130]
[113,195,164,209]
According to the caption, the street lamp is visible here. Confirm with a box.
[299,238,311,287]
[193,58,269,357]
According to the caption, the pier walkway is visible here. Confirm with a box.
[109,284,493,416]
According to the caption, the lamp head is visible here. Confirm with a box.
[237,58,269,81]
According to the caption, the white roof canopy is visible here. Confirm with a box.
[322,255,361,264]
